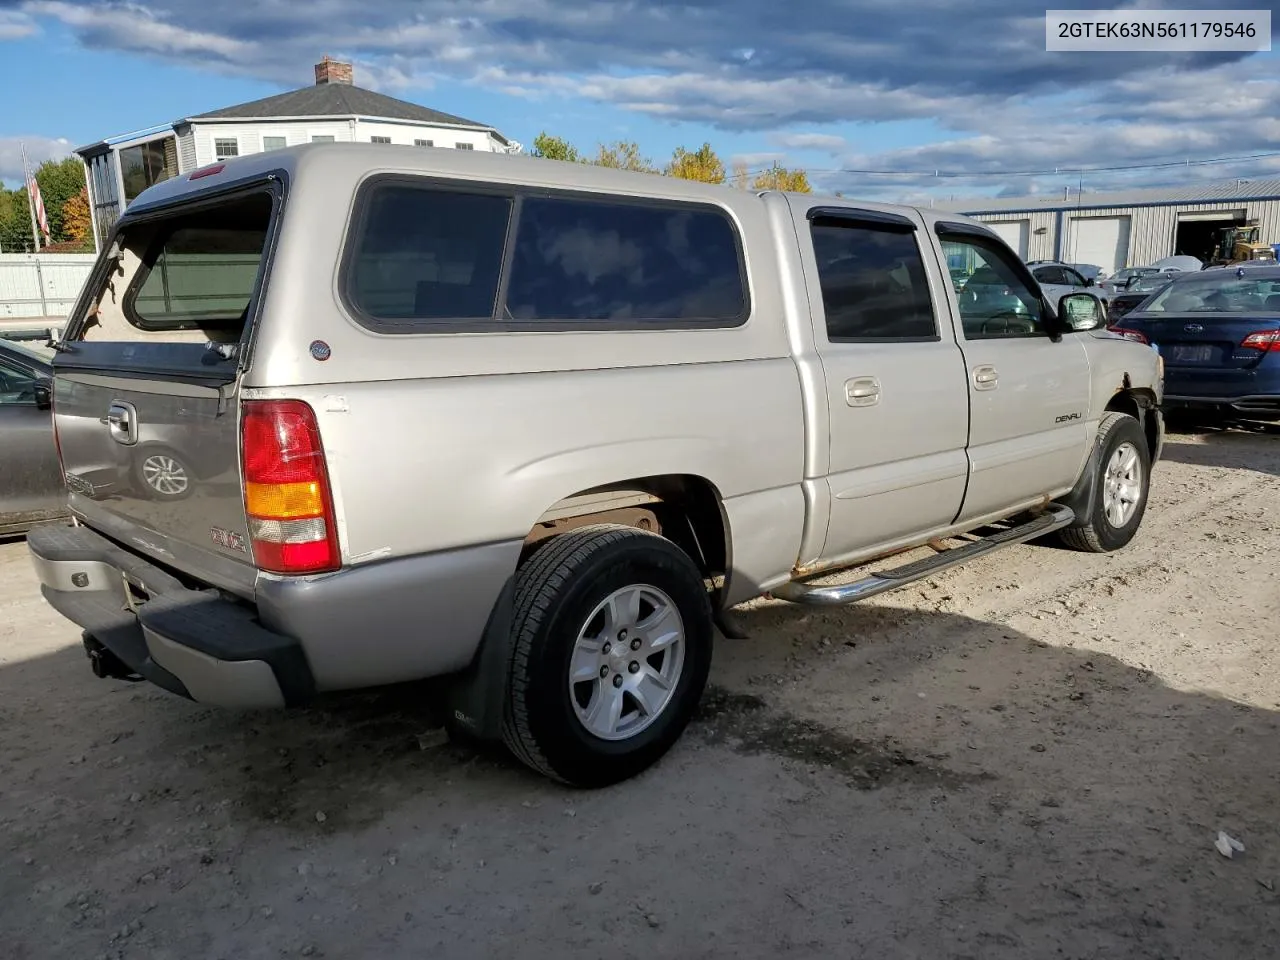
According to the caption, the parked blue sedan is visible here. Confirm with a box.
[1109,266,1280,423]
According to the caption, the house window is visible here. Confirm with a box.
[455,142,475,150]
[371,136,392,144]
[262,136,287,152]
[311,135,335,143]
[415,139,434,147]
[214,138,239,161]
[119,137,179,202]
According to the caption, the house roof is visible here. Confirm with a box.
[186,83,506,142]
[939,178,1280,215]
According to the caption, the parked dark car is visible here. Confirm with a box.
[0,339,66,534]
[1109,267,1280,422]
[1108,273,1175,323]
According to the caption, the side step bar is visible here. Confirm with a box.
[772,505,1076,607]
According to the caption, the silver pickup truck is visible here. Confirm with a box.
[27,144,1163,787]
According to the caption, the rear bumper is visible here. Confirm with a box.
[27,524,313,709]
[1164,394,1280,421]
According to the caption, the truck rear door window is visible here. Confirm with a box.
[810,218,937,341]
[503,196,747,326]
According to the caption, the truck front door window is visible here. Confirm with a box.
[945,239,1046,340]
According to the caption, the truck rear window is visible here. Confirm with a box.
[80,191,274,344]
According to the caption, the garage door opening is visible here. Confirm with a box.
[1174,211,1246,265]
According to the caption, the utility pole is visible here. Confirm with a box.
[21,142,41,253]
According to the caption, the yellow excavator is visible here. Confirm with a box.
[1210,221,1277,267]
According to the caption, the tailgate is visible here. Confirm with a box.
[52,184,280,597]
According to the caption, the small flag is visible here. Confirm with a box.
[26,168,50,244]
[20,143,51,248]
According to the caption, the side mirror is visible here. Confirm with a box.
[1058,292,1103,331]
[33,378,52,410]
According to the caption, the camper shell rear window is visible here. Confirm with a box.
[77,189,276,347]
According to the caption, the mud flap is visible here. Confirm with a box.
[435,576,517,743]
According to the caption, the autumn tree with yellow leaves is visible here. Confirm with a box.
[529,131,812,193]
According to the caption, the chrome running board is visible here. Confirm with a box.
[772,505,1076,606]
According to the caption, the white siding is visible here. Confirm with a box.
[190,118,507,167]
[177,129,197,173]
[191,120,358,167]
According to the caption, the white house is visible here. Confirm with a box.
[75,57,519,250]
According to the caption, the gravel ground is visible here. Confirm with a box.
[2,424,1279,960]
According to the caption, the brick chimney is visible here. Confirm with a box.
[314,55,353,86]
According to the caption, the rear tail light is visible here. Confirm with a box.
[240,399,340,574]
[1241,329,1280,352]
[1108,327,1149,344]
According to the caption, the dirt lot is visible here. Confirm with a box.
[3,425,1280,960]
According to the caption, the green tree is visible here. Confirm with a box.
[592,140,657,173]
[530,132,584,163]
[666,143,725,184]
[34,157,86,244]
[0,188,35,252]
[752,163,812,193]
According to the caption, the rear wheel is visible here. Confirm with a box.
[1059,412,1150,553]
[502,524,713,787]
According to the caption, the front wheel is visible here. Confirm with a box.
[1058,412,1150,553]
[502,524,713,787]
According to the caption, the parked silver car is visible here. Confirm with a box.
[0,339,65,535]
[1028,261,1110,306]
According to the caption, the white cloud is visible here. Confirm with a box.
[0,136,73,184]
[0,10,38,39]
[14,0,1280,199]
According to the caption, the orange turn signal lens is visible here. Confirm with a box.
[244,480,325,519]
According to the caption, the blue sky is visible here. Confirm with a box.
[3,2,1279,201]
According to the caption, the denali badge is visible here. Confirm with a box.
[211,527,248,552]
[1055,412,1083,423]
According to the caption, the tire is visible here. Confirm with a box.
[133,447,193,501]
[502,523,713,787]
[1058,412,1150,553]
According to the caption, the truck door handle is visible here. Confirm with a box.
[106,401,138,445]
[972,365,999,391]
[845,376,881,407]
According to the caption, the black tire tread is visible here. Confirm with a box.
[1058,412,1145,553]
[501,523,675,783]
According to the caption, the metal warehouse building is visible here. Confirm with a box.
[939,179,1280,275]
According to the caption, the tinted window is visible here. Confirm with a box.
[943,237,1047,339]
[129,193,272,331]
[1062,268,1088,287]
[1033,266,1068,285]
[504,196,746,324]
[1144,275,1280,314]
[0,358,37,406]
[810,220,936,340]
[346,185,512,322]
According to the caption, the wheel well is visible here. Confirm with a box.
[522,475,730,587]
[1105,389,1159,457]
